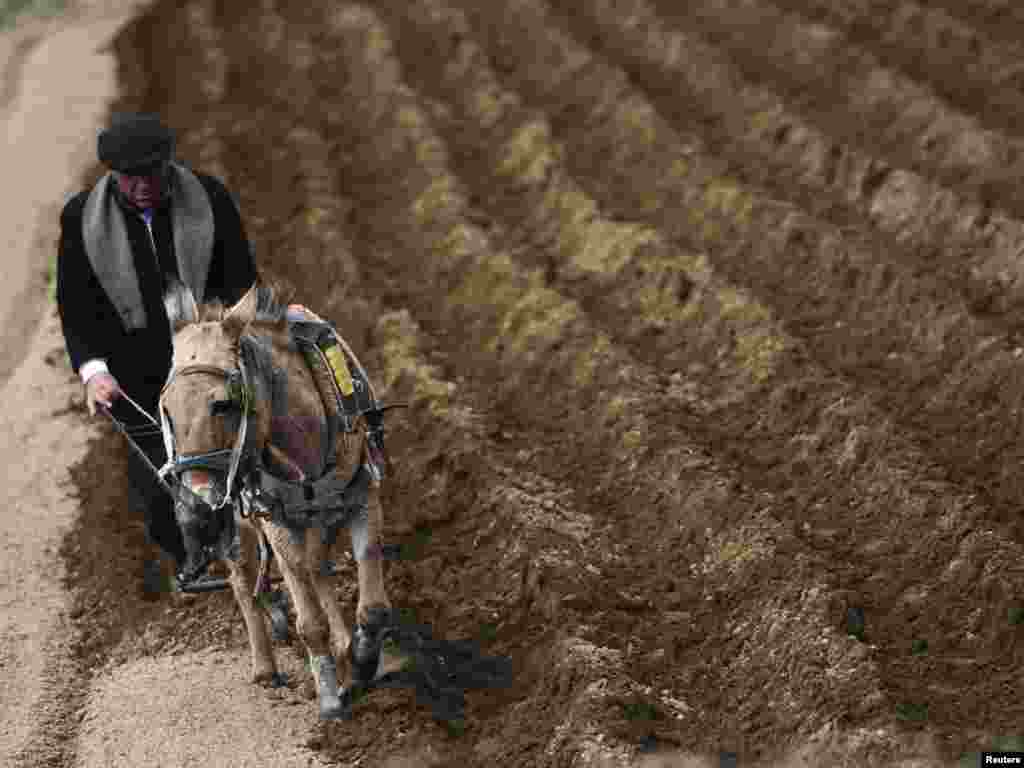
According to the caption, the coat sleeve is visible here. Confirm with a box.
[203,175,258,306]
[56,198,120,376]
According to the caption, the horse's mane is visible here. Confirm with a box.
[165,276,291,333]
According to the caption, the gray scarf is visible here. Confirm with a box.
[82,162,215,331]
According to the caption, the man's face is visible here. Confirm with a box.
[115,166,167,209]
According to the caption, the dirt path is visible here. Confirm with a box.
[77,650,330,768]
[0,8,130,763]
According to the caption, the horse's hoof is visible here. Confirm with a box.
[270,671,289,688]
[319,694,351,721]
[351,606,391,685]
[254,670,288,688]
[311,654,350,720]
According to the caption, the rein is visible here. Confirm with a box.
[101,390,176,498]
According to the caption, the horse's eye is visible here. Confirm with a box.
[210,399,236,417]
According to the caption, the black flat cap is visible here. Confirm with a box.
[97,112,175,174]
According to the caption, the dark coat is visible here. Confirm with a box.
[57,169,258,416]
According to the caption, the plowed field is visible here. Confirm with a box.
[33,0,1024,765]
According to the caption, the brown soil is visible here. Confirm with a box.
[9,0,1024,766]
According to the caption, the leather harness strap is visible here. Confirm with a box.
[161,363,236,394]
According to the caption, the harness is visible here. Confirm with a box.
[288,320,384,478]
[140,318,405,594]
[157,320,393,495]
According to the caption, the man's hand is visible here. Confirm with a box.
[85,372,122,416]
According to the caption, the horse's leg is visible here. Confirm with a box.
[350,484,392,684]
[307,530,352,670]
[265,523,345,719]
[227,519,278,685]
[353,485,392,621]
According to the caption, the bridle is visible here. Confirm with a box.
[157,358,255,511]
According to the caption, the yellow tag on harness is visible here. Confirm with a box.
[324,343,355,396]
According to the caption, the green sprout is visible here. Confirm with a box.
[226,378,255,413]
[895,702,928,722]
[443,718,466,738]
[622,700,659,722]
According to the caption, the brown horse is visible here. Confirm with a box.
[158,278,392,720]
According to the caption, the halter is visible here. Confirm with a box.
[157,359,254,510]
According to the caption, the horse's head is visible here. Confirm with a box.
[159,279,275,581]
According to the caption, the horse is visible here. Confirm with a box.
[158,277,393,720]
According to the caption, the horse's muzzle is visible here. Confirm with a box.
[173,484,236,583]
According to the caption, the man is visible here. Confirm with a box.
[57,112,258,591]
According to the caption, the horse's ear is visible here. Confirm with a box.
[164,278,199,332]
[223,282,258,342]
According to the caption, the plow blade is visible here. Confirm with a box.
[176,559,341,593]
